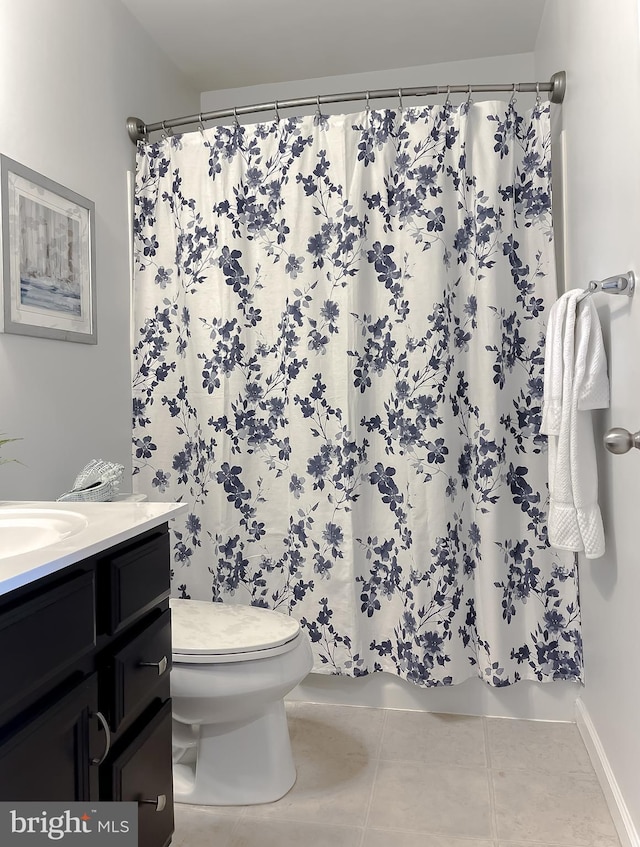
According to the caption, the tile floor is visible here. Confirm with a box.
[171,702,621,847]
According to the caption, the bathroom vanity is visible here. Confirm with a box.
[0,501,186,847]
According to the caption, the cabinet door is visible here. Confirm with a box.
[0,675,103,801]
[0,570,95,725]
[107,700,174,847]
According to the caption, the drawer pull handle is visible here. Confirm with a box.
[141,794,166,813]
[139,656,168,675]
[90,710,112,766]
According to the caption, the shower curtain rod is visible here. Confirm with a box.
[126,70,566,143]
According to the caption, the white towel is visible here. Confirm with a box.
[540,291,571,436]
[541,289,609,558]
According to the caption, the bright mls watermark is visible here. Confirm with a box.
[0,803,138,844]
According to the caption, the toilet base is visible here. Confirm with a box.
[173,699,296,805]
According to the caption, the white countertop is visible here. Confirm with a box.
[0,500,187,596]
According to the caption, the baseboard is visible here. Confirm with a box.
[575,698,639,847]
[288,672,579,720]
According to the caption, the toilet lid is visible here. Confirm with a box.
[170,598,301,658]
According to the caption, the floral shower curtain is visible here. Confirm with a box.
[132,100,582,687]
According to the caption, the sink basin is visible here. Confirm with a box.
[0,508,89,560]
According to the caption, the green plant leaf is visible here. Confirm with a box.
[0,434,21,465]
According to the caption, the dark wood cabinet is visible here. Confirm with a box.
[107,700,174,847]
[0,524,174,847]
[0,674,100,802]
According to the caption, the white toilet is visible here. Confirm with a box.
[169,598,313,806]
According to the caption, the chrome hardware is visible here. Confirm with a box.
[127,70,568,144]
[603,427,640,454]
[140,795,166,812]
[139,655,168,675]
[588,271,635,296]
[550,70,566,104]
[90,711,112,766]
[126,116,147,143]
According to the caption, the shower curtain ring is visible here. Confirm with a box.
[161,120,173,139]
[535,82,541,106]
[466,84,473,106]
[233,107,239,128]
[316,95,322,117]
[398,88,403,112]
[445,85,451,107]
[198,113,205,135]
[510,83,517,104]
[365,90,370,112]
[274,101,280,122]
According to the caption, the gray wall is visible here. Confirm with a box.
[0,0,199,501]
[200,53,537,118]
[536,0,640,836]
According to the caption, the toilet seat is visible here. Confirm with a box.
[170,598,302,664]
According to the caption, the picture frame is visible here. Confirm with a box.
[0,155,96,344]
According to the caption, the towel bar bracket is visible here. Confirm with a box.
[588,271,635,296]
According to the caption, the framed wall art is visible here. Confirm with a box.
[0,155,96,343]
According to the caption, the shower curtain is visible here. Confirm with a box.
[132,99,582,687]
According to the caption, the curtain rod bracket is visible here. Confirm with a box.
[127,116,148,143]
[549,71,566,104]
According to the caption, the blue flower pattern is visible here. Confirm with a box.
[132,102,582,687]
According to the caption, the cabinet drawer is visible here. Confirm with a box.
[108,700,174,847]
[103,532,170,635]
[104,610,172,732]
[0,570,95,720]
